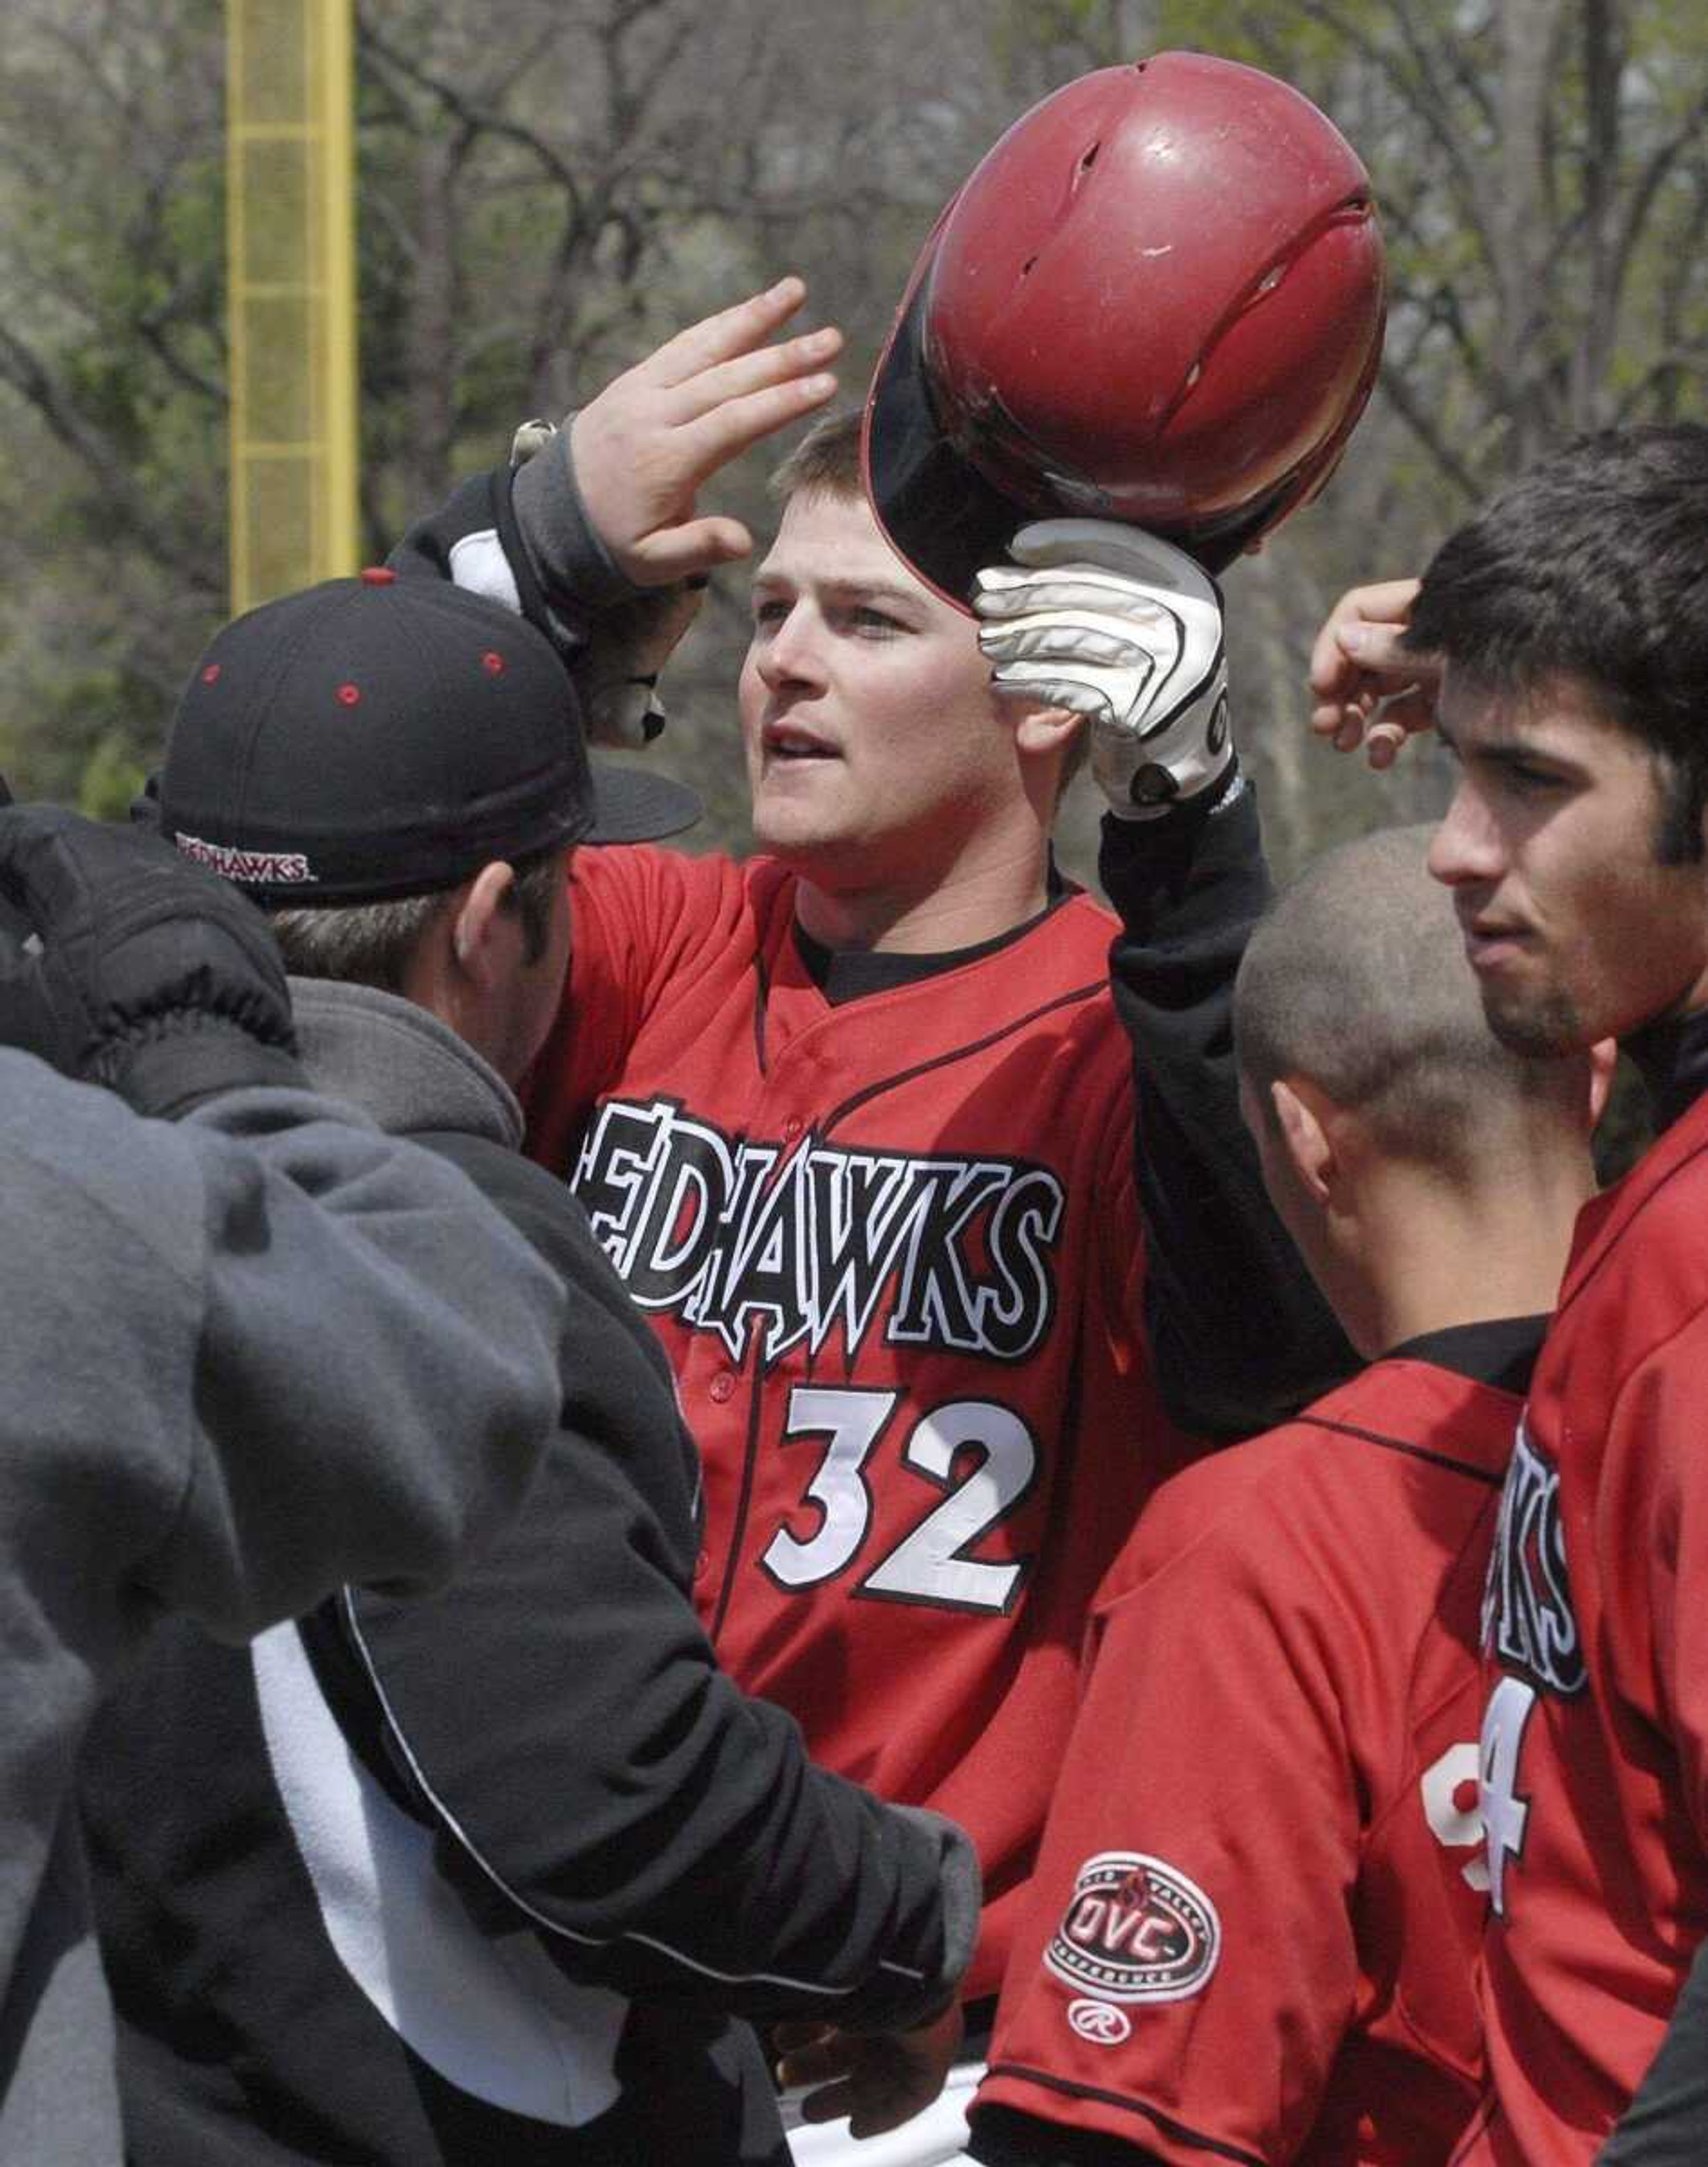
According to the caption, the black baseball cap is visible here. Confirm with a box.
[158,569,699,906]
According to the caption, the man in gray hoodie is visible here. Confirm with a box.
[0,807,568,2166]
[81,571,979,2167]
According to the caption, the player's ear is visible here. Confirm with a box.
[447,862,515,991]
[1272,1077,1336,1207]
[1585,1037,1618,1131]
[1011,701,1085,759]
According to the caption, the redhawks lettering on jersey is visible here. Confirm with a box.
[1482,1416,1585,1697]
[1045,1852,1221,2005]
[574,1098,1064,1369]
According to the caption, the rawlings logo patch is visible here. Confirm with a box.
[1046,1851,1220,2004]
[1067,1998,1132,2045]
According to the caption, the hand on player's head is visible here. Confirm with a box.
[1307,577,1436,769]
[568,279,843,588]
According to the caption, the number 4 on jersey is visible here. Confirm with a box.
[1481,1674,1538,1919]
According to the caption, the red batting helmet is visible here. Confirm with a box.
[862,52,1386,605]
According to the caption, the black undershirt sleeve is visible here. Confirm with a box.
[970,2102,1169,2167]
[1101,780,1356,1439]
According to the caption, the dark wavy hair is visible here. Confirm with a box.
[1404,424,1708,862]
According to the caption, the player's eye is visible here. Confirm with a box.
[751,596,791,630]
[849,606,905,639]
[1492,756,1566,796]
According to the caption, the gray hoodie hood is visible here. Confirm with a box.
[287,977,523,1150]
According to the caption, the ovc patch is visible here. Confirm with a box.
[1046,1850,1220,2004]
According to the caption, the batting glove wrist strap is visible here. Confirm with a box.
[508,414,637,615]
[569,580,707,751]
[975,519,1232,820]
[512,417,702,751]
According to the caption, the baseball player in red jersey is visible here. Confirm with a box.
[966,827,1607,2167]
[390,61,1382,2154]
[1309,426,1708,2165]
[398,382,1343,2157]
[470,404,1278,2003]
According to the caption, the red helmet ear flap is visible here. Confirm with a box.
[864,52,1387,609]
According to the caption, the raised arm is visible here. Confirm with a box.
[1101,786,1354,1435]
[975,526,1355,1436]
[390,279,843,739]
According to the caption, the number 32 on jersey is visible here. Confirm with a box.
[760,1384,1039,1614]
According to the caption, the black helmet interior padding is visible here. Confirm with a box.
[864,276,1029,609]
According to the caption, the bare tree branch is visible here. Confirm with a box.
[1375,355,1485,503]
[0,323,222,596]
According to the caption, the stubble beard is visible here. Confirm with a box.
[1476,974,1589,1059]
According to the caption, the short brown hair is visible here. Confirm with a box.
[769,409,864,505]
[1403,425,1708,865]
[270,845,565,992]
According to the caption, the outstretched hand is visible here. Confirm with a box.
[774,2000,964,2142]
[569,278,842,587]
[1307,577,1436,768]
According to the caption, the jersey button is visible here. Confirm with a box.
[782,1115,804,1141]
[709,1371,736,1404]
[695,1549,712,1580]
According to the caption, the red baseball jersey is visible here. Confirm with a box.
[524,843,1199,1998]
[1458,1091,1708,2167]
[975,1355,1511,2167]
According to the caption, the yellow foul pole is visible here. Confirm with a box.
[226,0,359,614]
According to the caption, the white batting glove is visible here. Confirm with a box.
[974,520,1231,818]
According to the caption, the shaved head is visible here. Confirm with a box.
[1236,825,1579,1174]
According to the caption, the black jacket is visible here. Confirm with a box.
[82,983,975,2166]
